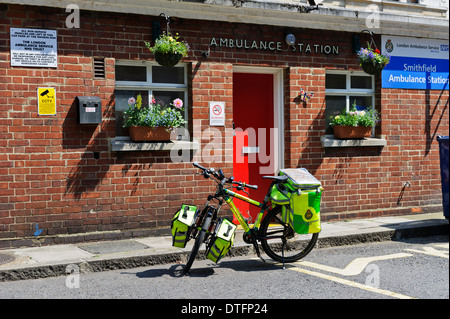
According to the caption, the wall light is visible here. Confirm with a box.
[285,33,296,46]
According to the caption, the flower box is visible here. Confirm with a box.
[329,101,380,139]
[122,94,185,142]
[129,126,172,142]
[333,125,372,139]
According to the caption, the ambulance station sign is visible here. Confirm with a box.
[381,35,449,90]
[10,28,57,68]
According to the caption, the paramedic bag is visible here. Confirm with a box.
[270,168,322,234]
[171,204,198,248]
[206,218,237,263]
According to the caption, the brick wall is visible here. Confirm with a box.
[286,66,448,219]
[0,4,448,247]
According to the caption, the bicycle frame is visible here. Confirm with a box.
[192,161,273,239]
[222,188,268,234]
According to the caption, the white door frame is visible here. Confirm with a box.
[233,66,284,174]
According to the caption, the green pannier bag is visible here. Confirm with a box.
[171,204,198,248]
[206,218,236,263]
[282,188,322,234]
[273,168,323,234]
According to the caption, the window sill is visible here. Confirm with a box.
[111,137,199,152]
[321,135,387,148]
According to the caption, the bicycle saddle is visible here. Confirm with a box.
[262,175,288,182]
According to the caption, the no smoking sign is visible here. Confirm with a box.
[209,101,225,126]
[213,104,222,115]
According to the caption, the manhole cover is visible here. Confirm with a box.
[0,253,15,265]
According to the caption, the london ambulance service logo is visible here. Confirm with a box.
[385,39,394,53]
[305,209,313,220]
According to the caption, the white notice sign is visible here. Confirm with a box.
[209,102,225,126]
[10,28,57,68]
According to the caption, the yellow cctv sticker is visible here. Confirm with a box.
[37,87,56,115]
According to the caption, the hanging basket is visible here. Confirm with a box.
[361,60,385,76]
[333,125,372,139]
[357,31,390,76]
[129,126,172,142]
[154,52,183,67]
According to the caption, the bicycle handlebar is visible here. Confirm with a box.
[193,162,207,171]
[193,162,258,190]
[232,181,258,190]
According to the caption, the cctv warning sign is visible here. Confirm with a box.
[37,87,56,115]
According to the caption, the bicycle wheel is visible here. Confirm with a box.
[184,216,212,274]
[259,206,318,263]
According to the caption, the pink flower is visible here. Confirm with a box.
[173,98,183,108]
[128,97,136,105]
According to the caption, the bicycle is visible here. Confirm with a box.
[181,162,320,273]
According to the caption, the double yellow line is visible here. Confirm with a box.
[285,263,415,299]
[257,259,415,299]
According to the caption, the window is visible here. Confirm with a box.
[325,71,375,135]
[114,61,189,139]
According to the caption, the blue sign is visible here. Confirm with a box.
[381,36,449,90]
[382,57,449,90]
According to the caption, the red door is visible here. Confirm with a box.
[233,72,274,222]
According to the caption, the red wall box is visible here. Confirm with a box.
[0,4,448,248]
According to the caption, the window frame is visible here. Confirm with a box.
[325,70,375,109]
[325,70,376,136]
[114,60,189,140]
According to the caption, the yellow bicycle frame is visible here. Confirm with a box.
[223,188,266,233]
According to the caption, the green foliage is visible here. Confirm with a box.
[357,45,390,68]
[144,32,190,57]
[330,102,380,128]
[123,95,186,129]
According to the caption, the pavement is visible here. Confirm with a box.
[0,212,448,282]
